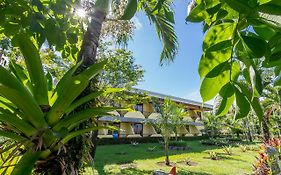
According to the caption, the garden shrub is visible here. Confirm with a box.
[253,138,281,175]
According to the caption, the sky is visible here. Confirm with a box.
[128,0,212,104]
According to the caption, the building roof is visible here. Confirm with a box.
[132,88,213,110]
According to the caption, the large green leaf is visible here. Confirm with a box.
[0,66,47,129]
[65,91,103,114]
[53,107,117,131]
[223,0,255,14]
[274,72,281,86]
[18,33,49,105]
[11,151,41,175]
[121,0,138,20]
[264,51,281,67]
[253,25,276,40]
[50,63,81,105]
[241,35,267,58]
[215,83,235,116]
[234,85,250,119]
[0,130,27,141]
[199,47,232,78]
[46,61,106,126]
[200,62,240,102]
[203,22,236,50]
[0,114,36,137]
[236,82,264,121]
[249,66,263,96]
[186,0,220,23]
[258,3,281,15]
[186,3,207,22]
[59,126,117,145]
[65,88,123,114]
[9,60,32,90]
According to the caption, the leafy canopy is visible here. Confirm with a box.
[187,0,281,120]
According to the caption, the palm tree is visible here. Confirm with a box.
[69,0,179,172]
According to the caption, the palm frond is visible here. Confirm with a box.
[140,1,179,65]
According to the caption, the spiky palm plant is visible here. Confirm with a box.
[0,33,116,175]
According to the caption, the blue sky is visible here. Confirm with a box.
[129,0,211,104]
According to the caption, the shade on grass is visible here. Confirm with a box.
[84,140,258,175]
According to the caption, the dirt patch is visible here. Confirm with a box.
[203,156,221,160]
[177,160,198,166]
[156,161,176,167]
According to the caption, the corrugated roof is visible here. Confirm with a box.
[131,88,213,110]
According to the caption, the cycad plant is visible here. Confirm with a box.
[0,33,116,175]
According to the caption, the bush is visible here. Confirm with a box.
[169,140,188,147]
[209,151,219,160]
[201,137,244,146]
[238,144,248,152]
[201,138,229,146]
[253,138,281,175]
[222,146,233,155]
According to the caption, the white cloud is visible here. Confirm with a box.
[132,17,143,30]
[185,89,214,105]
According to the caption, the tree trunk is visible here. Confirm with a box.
[262,108,273,143]
[90,120,99,158]
[245,117,253,142]
[175,129,178,141]
[164,138,170,166]
[61,1,110,173]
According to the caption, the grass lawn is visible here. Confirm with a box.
[84,139,259,175]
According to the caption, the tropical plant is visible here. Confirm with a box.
[209,151,219,160]
[1,0,178,173]
[239,144,249,152]
[0,34,118,174]
[222,145,233,155]
[170,104,187,141]
[154,98,179,165]
[187,0,281,132]
[203,112,225,136]
[253,138,281,175]
[0,0,178,172]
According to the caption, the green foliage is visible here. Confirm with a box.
[121,0,138,20]
[209,151,219,160]
[139,0,178,65]
[222,145,233,155]
[239,144,249,152]
[0,43,117,174]
[0,0,83,62]
[98,42,144,89]
[187,0,281,120]
[253,138,281,175]
[154,98,187,165]
[169,140,188,147]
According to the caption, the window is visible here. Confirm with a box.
[107,123,120,135]
[134,104,143,113]
[133,123,143,135]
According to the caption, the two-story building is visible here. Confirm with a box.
[97,89,213,138]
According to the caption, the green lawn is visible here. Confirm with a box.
[84,140,259,175]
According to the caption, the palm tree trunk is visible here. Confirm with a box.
[164,137,170,166]
[62,1,111,173]
[77,2,110,70]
